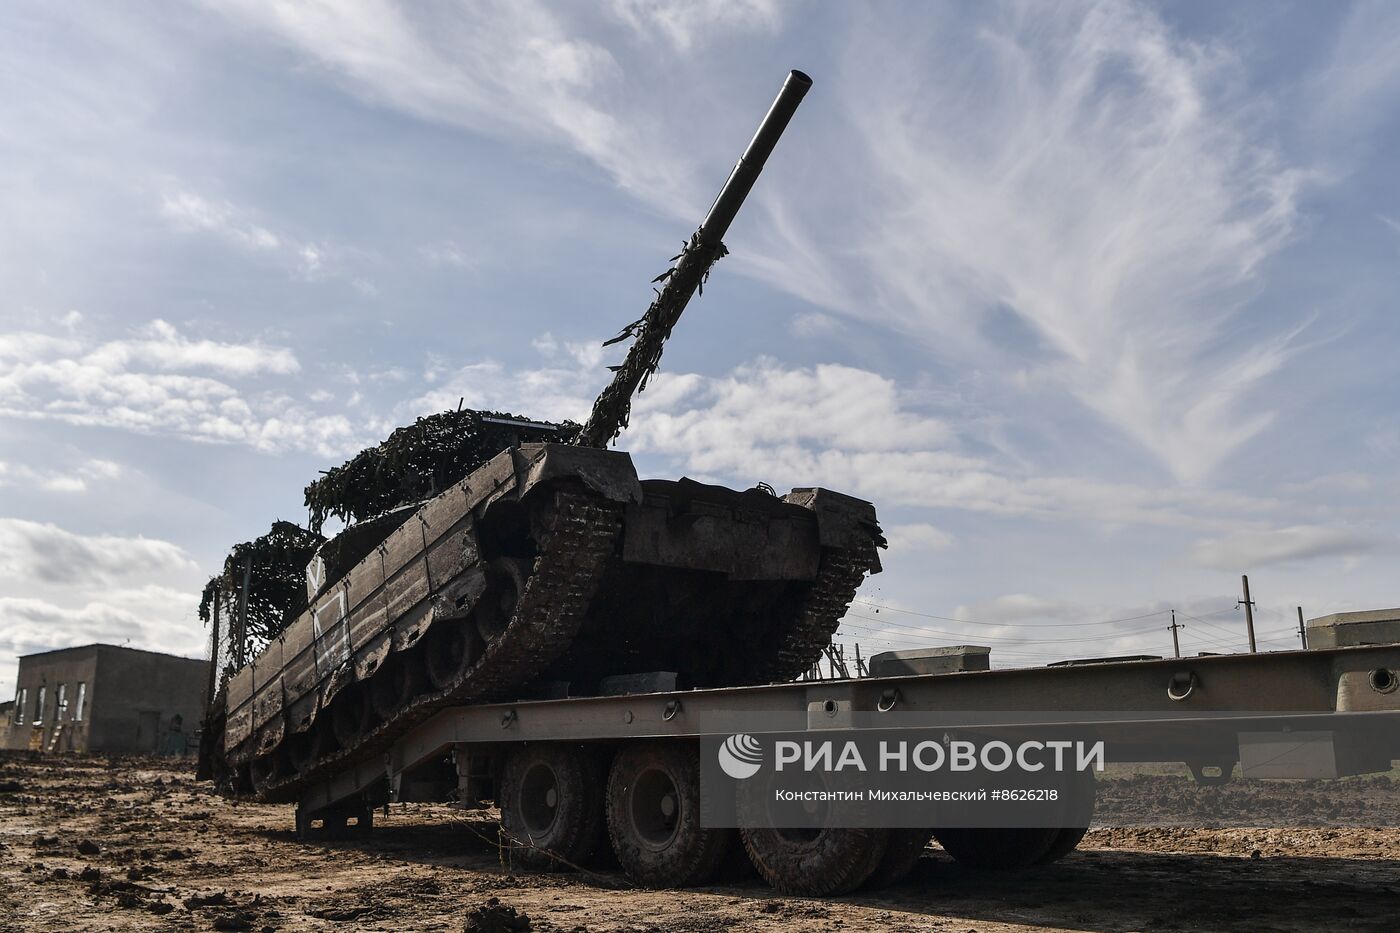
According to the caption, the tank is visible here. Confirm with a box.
[200,71,885,801]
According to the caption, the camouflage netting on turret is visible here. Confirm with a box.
[199,520,326,669]
[303,408,578,534]
[201,408,574,679]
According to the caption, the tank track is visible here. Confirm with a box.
[250,485,623,801]
[758,539,879,683]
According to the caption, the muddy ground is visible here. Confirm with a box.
[1,753,1396,932]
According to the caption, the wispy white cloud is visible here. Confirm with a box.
[951,594,1074,625]
[1189,524,1390,570]
[608,0,782,51]
[744,2,1311,484]
[1307,0,1400,144]
[412,341,1286,532]
[885,522,954,554]
[0,592,206,687]
[0,517,208,695]
[161,189,329,277]
[162,190,280,250]
[198,0,1329,488]
[86,319,299,377]
[789,311,846,339]
[420,240,477,270]
[0,518,197,587]
[0,317,367,456]
[618,355,1281,530]
[0,459,120,494]
[208,0,699,208]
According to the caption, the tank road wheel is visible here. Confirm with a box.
[248,754,283,796]
[475,558,529,645]
[424,619,481,691]
[606,742,731,888]
[284,721,333,776]
[370,649,425,720]
[861,828,934,890]
[329,682,376,749]
[499,744,607,871]
[741,826,890,896]
[931,827,1060,870]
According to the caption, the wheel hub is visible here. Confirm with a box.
[630,767,681,850]
[520,762,561,835]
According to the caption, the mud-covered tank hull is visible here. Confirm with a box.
[211,443,880,801]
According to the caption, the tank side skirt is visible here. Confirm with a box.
[227,445,634,787]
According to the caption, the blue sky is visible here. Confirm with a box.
[3,0,1399,696]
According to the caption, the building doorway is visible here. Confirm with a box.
[135,710,161,753]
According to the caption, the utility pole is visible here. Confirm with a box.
[205,590,222,716]
[1168,610,1184,659]
[1238,575,1257,653]
[236,555,252,669]
[1297,606,1308,649]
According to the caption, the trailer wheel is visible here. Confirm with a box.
[1035,768,1097,865]
[741,826,889,896]
[861,828,934,890]
[1035,826,1090,865]
[370,649,425,720]
[499,744,607,871]
[932,827,1059,870]
[329,682,376,748]
[606,742,731,888]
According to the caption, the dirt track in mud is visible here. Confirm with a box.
[1,753,1397,932]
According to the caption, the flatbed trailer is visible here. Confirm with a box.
[290,640,1400,894]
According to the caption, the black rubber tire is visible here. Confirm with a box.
[606,742,731,888]
[499,744,608,871]
[424,618,479,691]
[861,828,934,890]
[932,827,1060,870]
[329,682,375,749]
[1036,826,1090,865]
[370,650,424,720]
[1035,768,1097,865]
[741,826,890,896]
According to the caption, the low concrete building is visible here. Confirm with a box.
[1308,608,1400,648]
[5,645,208,756]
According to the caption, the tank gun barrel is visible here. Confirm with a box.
[576,69,812,449]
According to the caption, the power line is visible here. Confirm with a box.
[851,600,1172,629]
[844,613,1161,646]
